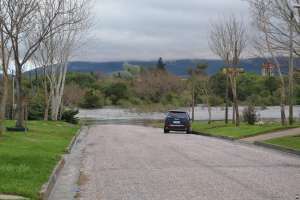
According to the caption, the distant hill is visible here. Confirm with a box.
[66,57,299,76]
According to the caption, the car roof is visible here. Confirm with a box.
[168,110,188,113]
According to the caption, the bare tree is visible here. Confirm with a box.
[0,0,86,129]
[49,31,77,121]
[0,20,11,135]
[209,16,247,126]
[272,0,300,125]
[188,64,212,124]
[33,0,90,121]
[248,0,300,125]
[247,0,300,125]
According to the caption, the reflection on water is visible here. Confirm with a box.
[77,106,300,123]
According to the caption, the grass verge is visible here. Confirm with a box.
[192,121,300,139]
[147,120,300,140]
[0,121,79,199]
[264,135,300,151]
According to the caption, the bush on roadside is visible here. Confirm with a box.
[28,93,45,120]
[61,109,79,124]
[104,82,129,105]
[80,89,105,109]
[209,95,224,106]
[243,105,258,125]
[117,99,133,107]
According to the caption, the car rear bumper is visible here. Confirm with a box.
[165,125,190,131]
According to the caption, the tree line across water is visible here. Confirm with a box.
[2,57,300,123]
[7,60,298,122]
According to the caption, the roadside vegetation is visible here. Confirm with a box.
[60,63,300,112]
[148,120,300,139]
[192,121,300,139]
[0,121,79,199]
[264,135,300,151]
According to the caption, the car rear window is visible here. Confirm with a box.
[168,112,188,119]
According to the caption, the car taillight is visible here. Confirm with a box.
[165,118,172,124]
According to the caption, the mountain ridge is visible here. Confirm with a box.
[67,57,296,76]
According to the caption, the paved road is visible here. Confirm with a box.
[241,127,300,143]
[78,125,300,200]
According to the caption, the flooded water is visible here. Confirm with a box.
[77,106,300,123]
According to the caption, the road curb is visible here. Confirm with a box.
[0,194,29,200]
[254,141,300,156]
[39,157,66,200]
[39,126,84,200]
[191,131,235,141]
[193,130,300,157]
[65,127,83,154]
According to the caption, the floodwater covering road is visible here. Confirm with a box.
[77,125,300,200]
[77,106,300,122]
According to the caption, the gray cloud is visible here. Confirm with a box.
[74,0,251,62]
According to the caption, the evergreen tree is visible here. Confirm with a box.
[157,57,166,71]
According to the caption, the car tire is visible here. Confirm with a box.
[164,129,170,134]
[186,128,191,134]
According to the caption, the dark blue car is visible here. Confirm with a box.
[164,111,191,134]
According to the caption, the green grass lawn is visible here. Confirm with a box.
[192,121,300,139]
[265,135,300,151]
[0,121,79,199]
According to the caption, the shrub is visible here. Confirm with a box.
[28,93,44,120]
[209,95,224,106]
[104,82,129,105]
[117,99,132,107]
[63,83,86,107]
[61,109,79,124]
[243,105,258,125]
[80,89,105,108]
[127,96,143,105]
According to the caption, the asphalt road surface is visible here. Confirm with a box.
[78,125,300,200]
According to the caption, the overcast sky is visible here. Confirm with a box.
[74,0,251,62]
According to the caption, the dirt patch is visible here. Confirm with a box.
[75,171,90,199]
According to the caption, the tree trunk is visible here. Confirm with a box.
[232,104,236,124]
[51,96,60,121]
[288,18,294,125]
[229,75,239,127]
[50,62,68,121]
[281,85,287,126]
[263,20,287,126]
[0,73,8,134]
[207,96,212,124]
[44,94,50,121]
[15,61,25,129]
[192,82,195,121]
[11,76,15,120]
[59,99,64,120]
[43,68,49,121]
[234,77,240,126]
[225,75,229,124]
[0,28,8,135]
